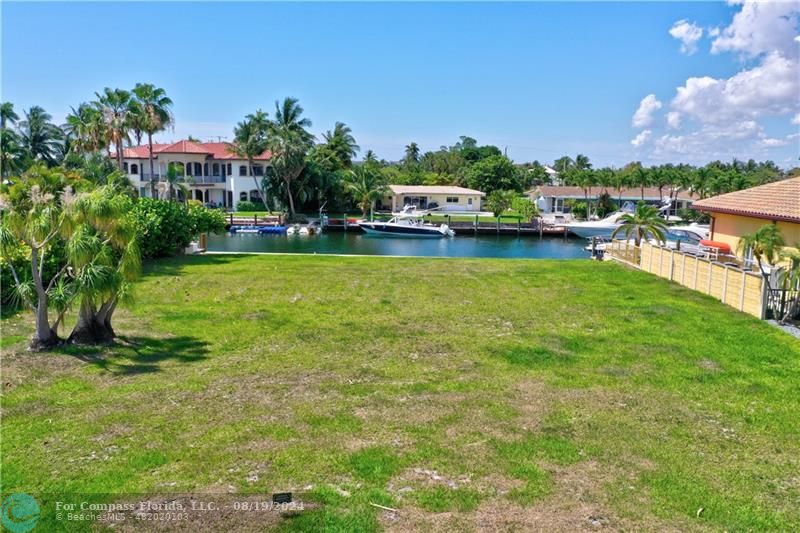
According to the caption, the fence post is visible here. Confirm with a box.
[694,256,699,290]
[722,265,729,303]
[739,271,747,311]
[707,262,713,295]
[669,249,675,281]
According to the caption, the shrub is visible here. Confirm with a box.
[236,200,266,212]
[131,199,225,259]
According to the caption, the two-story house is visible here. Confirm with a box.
[118,140,271,207]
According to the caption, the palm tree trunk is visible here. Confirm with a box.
[116,133,124,171]
[148,131,156,198]
[249,159,267,210]
[285,177,295,216]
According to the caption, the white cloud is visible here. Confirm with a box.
[759,137,789,148]
[631,130,652,147]
[631,94,662,128]
[708,27,721,38]
[669,19,704,54]
[666,111,682,129]
[711,0,800,57]
[670,52,799,124]
[792,113,800,125]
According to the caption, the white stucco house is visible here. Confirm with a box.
[117,140,271,207]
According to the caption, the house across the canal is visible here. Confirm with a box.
[379,185,485,212]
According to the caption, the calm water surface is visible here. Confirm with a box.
[207,232,587,259]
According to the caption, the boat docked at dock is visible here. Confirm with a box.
[357,205,455,238]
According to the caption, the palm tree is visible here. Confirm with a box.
[737,224,785,289]
[321,122,359,168]
[611,202,667,246]
[17,106,64,166]
[131,83,173,197]
[162,162,189,201]
[0,102,23,178]
[575,153,592,171]
[0,127,24,179]
[363,150,378,166]
[344,164,388,219]
[64,103,107,155]
[94,88,133,171]
[403,142,420,166]
[1,102,19,129]
[232,109,269,208]
[633,166,650,200]
[267,97,314,216]
[554,155,574,174]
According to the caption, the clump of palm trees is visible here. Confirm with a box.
[234,98,363,218]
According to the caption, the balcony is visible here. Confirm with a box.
[139,173,226,184]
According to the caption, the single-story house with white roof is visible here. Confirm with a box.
[379,185,486,212]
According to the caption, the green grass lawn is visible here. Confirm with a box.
[2,255,798,531]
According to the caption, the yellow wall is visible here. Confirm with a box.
[710,213,800,256]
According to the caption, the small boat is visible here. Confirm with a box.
[229,225,287,234]
[357,205,455,238]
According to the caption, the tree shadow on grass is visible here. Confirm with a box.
[57,335,210,376]
[140,254,247,279]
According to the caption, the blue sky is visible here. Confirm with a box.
[2,2,798,167]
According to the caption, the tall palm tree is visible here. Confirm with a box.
[611,202,667,246]
[633,166,650,200]
[232,109,269,208]
[404,142,420,166]
[1,103,23,179]
[363,150,378,165]
[321,122,359,168]
[344,164,388,219]
[267,97,314,216]
[131,83,173,196]
[64,103,107,155]
[94,88,133,171]
[1,102,19,129]
[17,106,64,166]
[574,153,592,171]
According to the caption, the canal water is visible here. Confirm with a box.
[207,232,588,259]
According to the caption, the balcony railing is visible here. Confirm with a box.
[138,173,225,184]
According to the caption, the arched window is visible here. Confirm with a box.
[130,164,138,175]
[249,190,260,202]
[253,165,264,176]
[240,192,248,201]
[194,162,202,176]
[212,163,220,176]
[123,162,129,173]
[239,165,248,176]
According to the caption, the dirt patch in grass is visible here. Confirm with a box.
[109,493,311,532]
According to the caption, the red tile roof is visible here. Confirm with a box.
[117,140,271,161]
[691,177,800,223]
[158,140,212,154]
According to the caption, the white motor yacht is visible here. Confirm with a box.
[357,205,455,238]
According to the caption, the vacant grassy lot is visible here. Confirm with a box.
[2,255,798,531]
